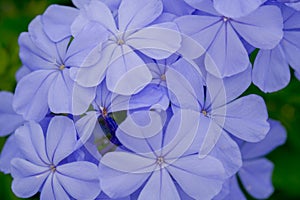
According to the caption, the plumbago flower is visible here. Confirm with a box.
[167,57,270,156]
[218,119,287,200]
[0,0,298,199]
[10,116,100,200]
[75,79,168,147]
[70,0,182,95]
[175,0,283,77]
[13,5,105,121]
[99,111,227,200]
[253,4,300,92]
[0,92,25,173]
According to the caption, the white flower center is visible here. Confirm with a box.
[223,16,230,22]
[156,156,165,166]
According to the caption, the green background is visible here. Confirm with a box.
[0,0,300,199]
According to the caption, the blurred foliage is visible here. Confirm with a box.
[0,0,300,199]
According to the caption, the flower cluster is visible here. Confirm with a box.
[0,0,295,199]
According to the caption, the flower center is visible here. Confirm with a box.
[223,16,230,22]
[117,39,125,45]
[50,164,56,173]
[160,74,166,81]
[59,64,65,70]
[101,106,108,117]
[156,156,165,166]
[201,109,207,116]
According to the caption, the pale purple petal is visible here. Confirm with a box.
[213,95,270,142]
[71,0,117,35]
[13,70,57,121]
[210,133,242,177]
[162,110,200,159]
[99,163,151,199]
[0,135,19,174]
[75,111,101,147]
[138,169,180,200]
[223,176,247,200]
[15,66,31,82]
[126,22,181,59]
[106,45,152,95]
[72,0,91,8]
[18,32,56,71]
[282,31,300,73]
[162,0,194,16]
[101,151,156,173]
[56,162,101,200]
[46,116,77,165]
[174,15,221,60]
[0,92,25,136]
[168,155,225,200]
[118,0,163,31]
[42,5,78,42]
[253,46,290,92]
[65,22,109,67]
[231,5,283,49]
[11,158,50,198]
[204,22,250,77]
[213,0,266,18]
[14,122,49,165]
[28,16,59,60]
[166,65,201,111]
[70,43,115,87]
[242,119,287,159]
[116,112,164,153]
[239,158,274,199]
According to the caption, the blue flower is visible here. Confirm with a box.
[175,1,283,77]
[167,58,269,156]
[75,80,168,147]
[10,116,100,200]
[219,119,287,199]
[70,0,182,95]
[13,7,103,121]
[99,111,226,199]
[253,4,300,92]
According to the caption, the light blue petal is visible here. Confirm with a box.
[106,45,152,95]
[118,0,163,31]
[42,5,78,42]
[13,70,57,121]
[214,95,270,142]
[99,163,151,198]
[75,111,99,148]
[242,119,287,159]
[162,0,194,16]
[204,22,250,77]
[253,46,290,92]
[72,0,91,8]
[0,92,25,137]
[168,155,225,200]
[14,121,49,165]
[231,5,283,49]
[0,134,19,174]
[101,151,156,173]
[70,43,115,87]
[138,169,180,200]
[213,0,266,18]
[11,158,50,198]
[46,116,77,165]
[126,22,181,59]
[210,133,242,177]
[239,158,274,199]
[71,0,117,35]
[15,66,31,82]
[56,161,101,200]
